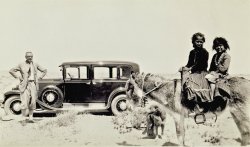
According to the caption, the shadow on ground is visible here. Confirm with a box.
[33,111,112,118]
[117,141,140,146]
[162,142,179,146]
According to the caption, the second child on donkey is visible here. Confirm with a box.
[206,37,231,103]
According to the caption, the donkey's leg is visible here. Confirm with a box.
[180,108,186,145]
[229,103,250,145]
[161,124,165,135]
[155,125,159,139]
[173,111,185,145]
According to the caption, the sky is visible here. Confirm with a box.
[0,0,249,75]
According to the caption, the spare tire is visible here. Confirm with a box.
[39,88,64,110]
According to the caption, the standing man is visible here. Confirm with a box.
[125,71,137,111]
[9,51,47,123]
[125,71,136,99]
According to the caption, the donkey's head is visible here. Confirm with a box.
[133,73,176,107]
[134,73,165,91]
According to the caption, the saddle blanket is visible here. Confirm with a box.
[184,72,230,102]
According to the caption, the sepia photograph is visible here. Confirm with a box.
[0,0,250,146]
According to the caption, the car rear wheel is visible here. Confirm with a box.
[111,94,128,115]
[4,96,22,116]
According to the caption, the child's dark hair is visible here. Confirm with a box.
[212,37,230,50]
[192,32,205,44]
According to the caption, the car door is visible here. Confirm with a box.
[91,66,125,102]
[64,66,92,103]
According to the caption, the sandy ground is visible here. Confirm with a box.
[0,108,242,147]
[0,71,248,147]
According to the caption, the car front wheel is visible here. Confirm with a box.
[111,94,128,115]
[4,96,22,116]
[39,88,63,109]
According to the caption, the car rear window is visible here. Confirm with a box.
[93,66,132,79]
[119,66,131,79]
[94,67,110,79]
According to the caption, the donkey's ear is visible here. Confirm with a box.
[147,73,153,77]
[144,73,152,80]
[145,73,150,77]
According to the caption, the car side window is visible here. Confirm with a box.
[80,66,87,79]
[94,67,120,79]
[94,67,110,79]
[120,66,131,79]
[112,67,118,78]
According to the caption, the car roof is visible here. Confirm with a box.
[60,61,139,70]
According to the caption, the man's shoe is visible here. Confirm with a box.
[188,111,196,117]
[19,120,27,126]
[189,105,204,117]
[197,106,204,113]
[27,119,35,123]
[142,129,147,135]
[216,106,222,111]
[195,105,204,113]
[18,119,26,123]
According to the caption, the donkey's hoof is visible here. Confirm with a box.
[158,135,162,139]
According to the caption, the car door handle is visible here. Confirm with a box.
[86,82,91,85]
[92,82,97,85]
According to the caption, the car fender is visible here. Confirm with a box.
[106,87,127,109]
[3,90,20,103]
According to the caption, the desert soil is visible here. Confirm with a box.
[0,72,248,147]
[0,108,242,147]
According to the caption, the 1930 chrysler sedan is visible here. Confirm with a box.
[1,61,140,115]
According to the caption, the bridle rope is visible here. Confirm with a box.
[137,73,164,107]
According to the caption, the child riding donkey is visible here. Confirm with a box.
[180,32,210,115]
[206,37,231,105]
[180,33,231,116]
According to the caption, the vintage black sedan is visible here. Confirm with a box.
[2,61,140,115]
